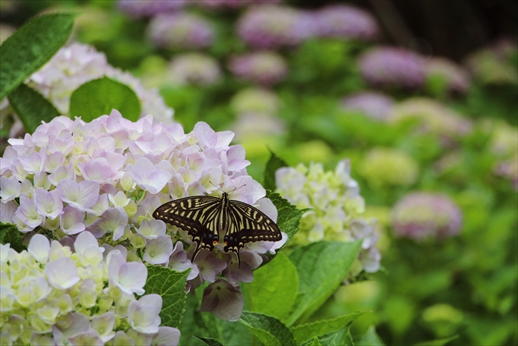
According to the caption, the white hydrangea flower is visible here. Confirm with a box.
[1,43,173,125]
[0,233,179,345]
[276,160,381,273]
[1,110,285,320]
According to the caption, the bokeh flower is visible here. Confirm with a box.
[313,4,379,41]
[147,13,214,50]
[237,5,313,49]
[276,161,380,273]
[118,0,185,18]
[0,232,179,345]
[232,113,285,142]
[1,43,173,123]
[230,87,280,116]
[389,97,472,143]
[358,148,419,187]
[167,53,222,87]
[465,39,518,85]
[341,91,394,121]
[229,51,288,86]
[197,0,280,10]
[391,192,462,240]
[0,110,284,320]
[425,58,471,93]
[359,46,426,88]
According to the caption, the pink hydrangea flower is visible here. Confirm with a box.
[229,51,288,86]
[313,4,379,41]
[148,13,214,50]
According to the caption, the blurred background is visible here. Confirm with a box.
[1,0,517,345]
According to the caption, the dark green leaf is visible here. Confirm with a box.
[8,84,59,133]
[240,312,297,346]
[303,338,323,346]
[0,13,74,99]
[69,77,141,121]
[288,241,362,325]
[0,223,25,252]
[195,336,224,346]
[264,150,288,190]
[267,191,307,239]
[414,335,458,346]
[144,265,189,328]
[292,312,362,344]
[243,253,299,322]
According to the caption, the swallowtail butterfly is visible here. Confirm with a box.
[153,193,282,264]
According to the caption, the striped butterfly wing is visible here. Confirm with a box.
[223,199,282,255]
[153,195,222,251]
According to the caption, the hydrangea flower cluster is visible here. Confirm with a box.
[389,98,472,143]
[276,161,380,273]
[167,53,222,87]
[118,0,185,17]
[197,0,280,10]
[230,87,280,116]
[0,232,180,345]
[359,46,426,88]
[425,58,471,93]
[229,51,288,86]
[465,39,518,85]
[233,113,285,143]
[6,43,173,123]
[391,192,462,240]
[341,91,394,121]
[313,4,379,41]
[237,5,313,49]
[0,111,286,321]
[358,148,419,187]
[147,13,214,50]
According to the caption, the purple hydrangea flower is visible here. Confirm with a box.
[341,91,394,121]
[148,13,214,50]
[359,46,427,88]
[118,0,186,18]
[197,0,280,10]
[425,58,471,93]
[229,51,288,86]
[391,192,462,240]
[237,5,314,49]
[313,4,379,41]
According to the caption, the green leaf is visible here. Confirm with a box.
[8,84,59,133]
[263,150,288,190]
[0,13,74,99]
[243,253,299,322]
[144,265,189,328]
[195,336,224,346]
[318,329,354,346]
[303,338,323,346]
[292,312,362,344]
[0,223,25,252]
[357,327,384,346]
[287,241,362,325]
[414,335,458,346]
[69,77,141,121]
[267,191,307,239]
[239,312,297,346]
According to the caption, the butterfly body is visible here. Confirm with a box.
[153,192,282,263]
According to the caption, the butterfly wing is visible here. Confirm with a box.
[153,195,221,251]
[224,199,282,255]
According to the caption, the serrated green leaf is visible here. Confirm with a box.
[287,241,362,325]
[69,77,141,121]
[292,312,362,344]
[264,150,288,190]
[144,266,189,328]
[240,312,297,346]
[243,252,299,322]
[0,223,25,252]
[195,336,224,346]
[8,84,59,133]
[0,13,74,99]
[319,328,354,346]
[356,326,384,346]
[267,191,307,239]
[414,335,458,346]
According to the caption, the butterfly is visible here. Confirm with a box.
[153,192,282,264]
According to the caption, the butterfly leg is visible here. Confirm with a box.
[191,241,202,262]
